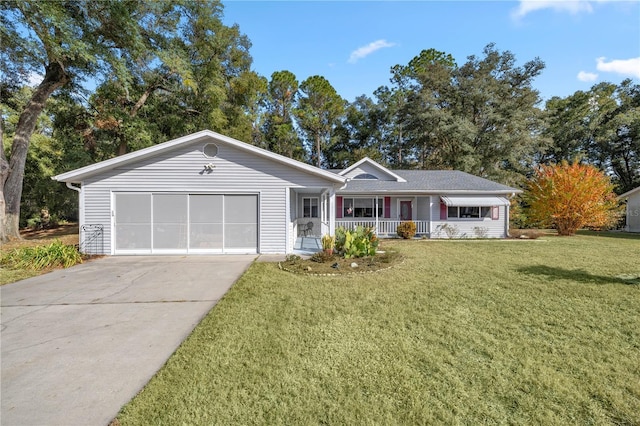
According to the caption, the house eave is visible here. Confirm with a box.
[336,189,522,195]
[618,186,640,200]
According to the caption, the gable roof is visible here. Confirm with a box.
[338,170,521,194]
[618,186,640,200]
[53,130,346,184]
[338,157,407,182]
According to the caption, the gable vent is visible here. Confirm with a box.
[203,143,219,158]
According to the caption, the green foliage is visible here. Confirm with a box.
[334,226,378,258]
[1,240,82,270]
[396,221,417,239]
[310,251,334,263]
[543,79,640,194]
[295,75,345,167]
[262,70,306,160]
[385,43,547,184]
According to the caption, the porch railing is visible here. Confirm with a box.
[336,220,429,236]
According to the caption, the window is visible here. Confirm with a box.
[303,197,319,218]
[447,206,494,219]
[342,198,383,218]
[353,173,378,180]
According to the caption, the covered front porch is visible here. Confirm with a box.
[289,186,336,253]
[336,195,432,237]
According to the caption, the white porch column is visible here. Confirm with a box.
[285,187,291,254]
[375,196,379,233]
[329,188,336,235]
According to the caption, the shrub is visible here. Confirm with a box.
[526,160,620,235]
[396,221,417,239]
[285,254,302,263]
[1,240,83,270]
[473,226,489,238]
[310,251,334,263]
[335,226,378,258]
[321,234,335,252]
[434,223,460,238]
[510,229,545,239]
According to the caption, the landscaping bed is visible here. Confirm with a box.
[279,249,403,275]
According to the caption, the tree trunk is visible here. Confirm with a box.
[315,133,321,168]
[1,118,9,242]
[1,61,69,241]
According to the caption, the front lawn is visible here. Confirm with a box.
[115,233,640,425]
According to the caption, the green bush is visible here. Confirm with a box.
[0,240,83,271]
[397,221,417,239]
[310,251,334,263]
[335,226,379,259]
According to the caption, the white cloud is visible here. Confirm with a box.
[511,0,622,19]
[348,39,396,64]
[512,1,591,19]
[577,71,599,82]
[596,56,640,78]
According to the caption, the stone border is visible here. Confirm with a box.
[277,257,405,277]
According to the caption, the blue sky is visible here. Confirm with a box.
[222,0,640,104]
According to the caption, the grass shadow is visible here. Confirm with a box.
[577,230,640,240]
[518,265,640,286]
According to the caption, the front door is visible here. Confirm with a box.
[400,201,412,221]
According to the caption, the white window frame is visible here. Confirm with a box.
[302,197,319,218]
[342,197,383,218]
[447,206,493,220]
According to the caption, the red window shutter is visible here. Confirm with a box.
[336,196,343,218]
[492,206,499,220]
[384,197,391,218]
[440,202,447,220]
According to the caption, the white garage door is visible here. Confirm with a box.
[114,193,258,254]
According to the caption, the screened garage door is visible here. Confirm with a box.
[114,193,258,254]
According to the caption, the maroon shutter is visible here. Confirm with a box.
[440,202,447,220]
[384,197,391,218]
[336,196,343,218]
[492,206,499,220]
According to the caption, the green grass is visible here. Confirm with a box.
[116,233,640,425]
[0,267,40,285]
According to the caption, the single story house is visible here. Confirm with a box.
[618,186,640,232]
[53,130,521,255]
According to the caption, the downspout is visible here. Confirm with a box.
[65,182,84,246]
[506,192,516,238]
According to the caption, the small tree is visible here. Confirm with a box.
[526,161,620,235]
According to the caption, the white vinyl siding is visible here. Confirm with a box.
[82,140,337,254]
[627,191,640,232]
[429,196,507,238]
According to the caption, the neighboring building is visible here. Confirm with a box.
[53,130,521,255]
[618,186,640,233]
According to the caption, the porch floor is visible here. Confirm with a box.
[294,236,322,254]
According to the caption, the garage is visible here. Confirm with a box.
[114,193,258,254]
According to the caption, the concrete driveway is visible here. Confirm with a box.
[1,255,256,426]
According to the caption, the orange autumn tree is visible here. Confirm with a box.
[526,161,620,236]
